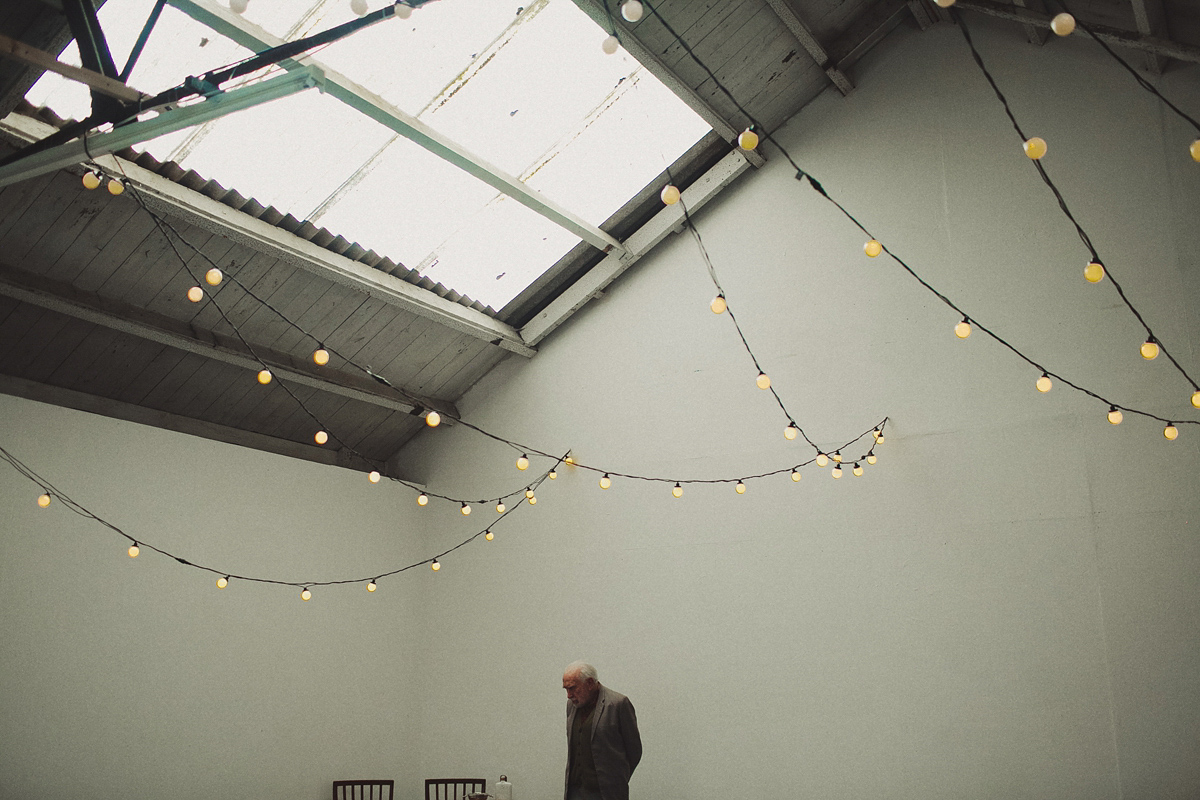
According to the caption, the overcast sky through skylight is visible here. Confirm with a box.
[26,0,712,311]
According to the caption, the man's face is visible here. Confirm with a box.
[563,671,599,707]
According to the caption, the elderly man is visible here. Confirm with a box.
[562,661,642,800]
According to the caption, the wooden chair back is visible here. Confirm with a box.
[334,779,395,800]
[425,778,486,800]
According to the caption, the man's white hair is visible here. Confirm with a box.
[564,661,598,682]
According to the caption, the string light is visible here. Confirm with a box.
[866,454,877,465]
[1036,373,1052,393]
[1191,140,1200,163]
[425,410,440,427]
[790,469,801,482]
[876,434,885,444]
[731,480,747,494]
[1050,12,1076,36]
[672,483,683,498]
[660,184,681,205]
[954,318,972,339]
[230,0,248,13]
[756,372,771,390]
[128,542,140,558]
[528,496,537,505]
[564,456,574,465]
[935,0,955,6]
[367,579,377,592]
[1140,339,1159,360]
[1108,406,1124,425]
[599,474,612,489]
[620,0,644,22]
[710,294,727,314]
[496,500,506,513]
[394,2,412,20]
[312,348,330,366]
[1164,423,1179,441]
[485,530,494,541]
[1193,391,1200,409]
[853,462,863,476]
[516,454,529,470]
[601,34,619,55]
[82,170,102,190]
[314,430,328,445]
[1084,261,1105,283]
[37,493,51,507]
[864,239,882,257]
[256,369,272,385]
[187,286,204,302]
[301,587,311,600]
[831,464,843,479]
[368,470,381,483]
[737,128,759,150]
[217,576,229,589]
[1023,136,1048,159]
[815,453,829,467]
[204,268,223,286]
[460,503,471,516]
[525,487,534,499]
[832,451,842,463]
[784,424,798,440]
[548,469,557,480]
[431,560,440,571]
[107,178,125,196]
[350,0,369,17]
[417,493,429,506]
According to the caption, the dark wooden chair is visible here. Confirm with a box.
[425,778,486,800]
[334,779,395,800]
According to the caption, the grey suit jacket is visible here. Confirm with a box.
[564,685,642,800]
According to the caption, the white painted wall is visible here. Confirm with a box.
[1,13,1198,800]
[401,16,1200,800]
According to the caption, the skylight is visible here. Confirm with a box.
[24,0,712,311]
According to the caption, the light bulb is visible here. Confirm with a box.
[756,372,771,390]
[735,481,746,494]
[217,576,228,589]
[710,294,727,314]
[601,34,619,54]
[564,456,575,465]
[935,0,955,6]
[257,369,272,385]
[954,318,972,339]
[621,0,643,22]
[784,424,798,440]
[832,465,843,479]
[1164,424,1179,441]
[314,430,328,445]
[1050,12,1075,35]
[1108,406,1123,425]
[128,543,140,558]
[461,503,471,516]
[1084,261,1105,283]
[485,530,494,541]
[737,128,759,151]
[790,469,801,482]
[517,454,529,470]
[853,463,864,476]
[368,470,381,483]
[1191,140,1200,163]
[229,0,248,13]
[548,470,557,480]
[367,580,377,592]
[525,487,535,499]
[864,239,882,258]
[301,587,311,600]
[350,0,369,16]
[431,560,440,571]
[204,267,223,286]
[528,496,537,505]
[82,171,102,190]
[187,285,204,302]
[312,348,329,366]
[496,500,506,513]
[672,483,683,498]
[816,453,829,467]
[1023,137,1048,160]
[425,410,440,427]
[107,179,125,195]
[832,451,842,463]
[394,2,411,19]
[876,435,885,444]
[599,474,612,489]
[872,428,881,439]
[1140,339,1159,360]
[1192,391,1200,409]
[1036,374,1052,393]
[866,454,877,465]
[417,493,429,506]
[660,184,680,205]
[37,492,52,507]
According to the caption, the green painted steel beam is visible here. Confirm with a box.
[0,65,324,189]
[165,0,625,256]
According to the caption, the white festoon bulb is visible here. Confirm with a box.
[495,776,513,800]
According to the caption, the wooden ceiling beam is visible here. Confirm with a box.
[762,0,854,96]
[0,259,460,423]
